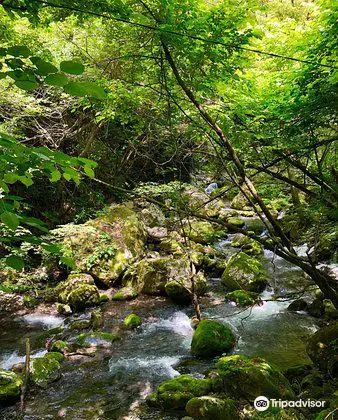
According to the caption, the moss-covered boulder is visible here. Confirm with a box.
[221,252,268,293]
[287,299,308,312]
[50,340,69,354]
[132,256,207,298]
[307,324,338,375]
[58,273,100,311]
[308,297,325,318]
[159,237,183,253]
[112,286,138,301]
[191,320,236,358]
[148,374,211,410]
[31,352,64,387]
[0,370,22,405]
[139,202,166,228]
[69,319,91,331]
[227,217,245,229]
[211,355,294,401]
[182,219,226,244]
[165,271,207,305]
[225,290,260,307]
[231,233,263,255]
[124,314,142,329]
[48,203,146,286]
[186,396,236,420]
[231,192,252,211]
[75,332,120,348]
[56,303,72,315]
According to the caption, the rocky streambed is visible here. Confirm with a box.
[0,185,337,419]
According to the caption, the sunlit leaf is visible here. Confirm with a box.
[60,60,85,75]
[1,211,19,230]
[6,255,25,270]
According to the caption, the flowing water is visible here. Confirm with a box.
[0,221,323,419]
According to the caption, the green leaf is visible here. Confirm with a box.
[18,175,34,187]
[45,72,68,87]
[63,81,106,99]
[32,58,58,76]
[15,80,39,91]
[42,243,60,254]
[84,165,95,178]
[0,48,7,57]
[50,169,61,182]
[3,173,19,184]
[6,255,25,270]
[1,211,19,230]
[7,45,31,58]
[60,60,85,75]
[60,255,76,269]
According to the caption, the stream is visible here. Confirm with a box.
[0,225,323,419]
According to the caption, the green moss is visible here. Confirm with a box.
[227,216,245,229]
[307,324,338,373]
[23,294,39,308]
[159,238,183,253]
[75,332,120,347]
[45,352,65,362]
[112,286,138,301]
[212,355,294,400]
[58,273,100,311]
[99,293,109,302]
[221,252,267,293]
[165,280,191,304]
[184,220,217,244]
[186,396,236,420]
[31,353,62,386]
[69,319,91,331]
[50,340,69,354]
[155,374,212,410]
[0,370,23,403]
[124,314,142,328]
[231,233,263,255]
[225,290,260,307]
[91,309,103,330]
[191,319,236,358]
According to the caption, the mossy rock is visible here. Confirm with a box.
[165,271,207,305]
[75,332,120,347]
[231,192,252,210]
[0,370,23,405]
[308,298,325,318]
[227,217,245,229]
[323,300,338,319]
[69,319,91,331]
[58,273,100,311]
[124,314,142,329]
[211,355,294,401]
[186,396,236,420]
[225,290,260,307]
[31,353,64,387]
[112,286,138,301]
[91,309,103,330]
[307,324,338,375]
[50,340,69,354]
[287,299,308,312]
[231,233,263,255]
[151,374,212,410]
[191,319,236,358]
[48,203,146,286]
[140,202,166,228]
[56,303,72,315]
[183,220,224,244]
[159,237,183,254]
[250,407,306,419]
[221,252,268,293]
[23,294,39,308]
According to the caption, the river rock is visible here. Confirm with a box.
[58,273,100,311]
[47,203,146,286]
[231,233,263,255]
[225,290,260,307]
[221,252,268,293]
[75,332,120,348]
[131,256,207,299]
[211,355,294,400]
[183,219,221,244]
[227,216,245,229]
[0,370,23,405]
[287,298,308,312]
[165,271,207,304]
[112,286,138,301]
[147,374,211,410]
[230,192,252,211]
[191,319,236,358]
[306,323,338,375]
[31,352,64,387]
[186,396,236,420]
[123,313,142,328]
[308,297,325,317]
